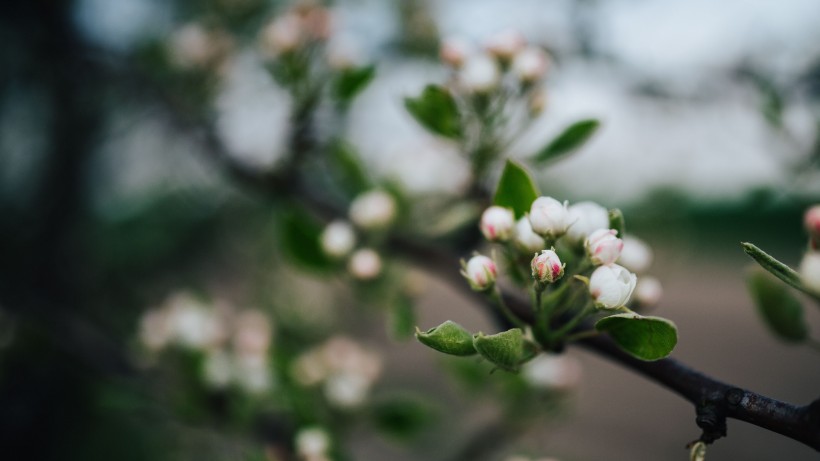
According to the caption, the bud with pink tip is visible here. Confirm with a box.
[320,220,356,258]
[440,36,473,68]
[484,29,526,62]
[585,228,624,266]
[459,53,500,93]
[617,235,653,273]
[531,249,564,284]
[800,252,820,293]
[589,264,637,309]
[462,254,497,291]
[512,46,550,83]
[528,197,571,238]
[565,201,609,245]
[805,205,820,249]
[348,248,382,280]
[480,206,515,242]
[514,217,545,253]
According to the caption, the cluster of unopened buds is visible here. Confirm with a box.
[800,205,820,293]
[319,189,397,281]
[138,291,275,394]
[440,29,551,114]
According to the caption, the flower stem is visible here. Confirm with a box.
[489,288,526,330]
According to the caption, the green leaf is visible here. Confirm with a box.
[472,328,525,370]
[404,85,461,139]
[371,394,438,441]
[493,159,540,219]
[608,208,625,237]
[746,268,808,342]
[278,208,333,272]
[416,321,476,356]
[333,65,376,104]
[389,295,416,341]
[595,313,677,361]
[329,141,371,196]
[533,119,600,164]
[741,242,805,293]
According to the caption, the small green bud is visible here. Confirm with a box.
[415,321,476,356]
[472,328,525,370]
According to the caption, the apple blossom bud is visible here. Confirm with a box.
[324,372,369,408]
[439,36,473,68]
[565,201,609,245]
[522,353,582,391]
[459,53,500,93]
[514,217,545,253]
[349,190,397,230]
[260,14,303,56]
[295,427,331,458]
[320,221,356,258]
[635,275,663,307]
[484,29,526,61]
[589,264,637,309]
[618,236,653,273]
[529,196,571,238]
[462,254,497,291]
[512,46,549,83]
[799,252,820,293]
[348,248,382,280]
[805,205,820,249]
[585,228,623,266]
[480,206,515,242]
[531,249,564,284]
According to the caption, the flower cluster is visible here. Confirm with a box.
[319,189,397,281]
[291,336,383,409]
[138,291,275,394]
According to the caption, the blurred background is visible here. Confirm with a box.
[2,0,820,460]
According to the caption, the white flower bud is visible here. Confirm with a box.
[512,46,549,83]
[585,228,623,266]
[324,372,369,408]
[462,254,497,291]
[522,353,582,391]
[565,201,609,245]
[166,293,223,350]
[233,310,272,356]
[635,275,663,307]
[260,14,303,56]
[480,206,515,242]
[800,252,820,293]
[459,53,500,93]
[514,217,545,253]
[805,205,820,249]
[531,249,564,284]
[348,248,382,280]
[439,36,473,68]
[617,236,653,273]
[589,264,637,309]
[234,353,272,393]
[139,308,172,351]
[529,197,571,238]
[320,221,356,258]
[484,29,526,61]
[296,427,331,458]
[349,190,397,230]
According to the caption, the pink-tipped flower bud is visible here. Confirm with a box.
[320,220,356,258]
[531,249,564,284]
[635,275,663,307]
[480,206,515,242]
[439,36,473,68]
[349,190,397,230]
[459,53,500,93]
[484,29,526,61]
[805,205,820,249]
[589,264,637,309]
[462,255,497,291]
[529,197,571,238]
[348,248,382,280]
[514,217,545,253]
[617,235,653,273]
[585,228,624,266]
[565,201,609,245]
[800,252,820,293]
[512,46,550,83]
